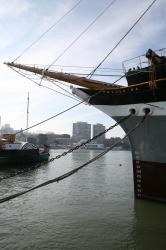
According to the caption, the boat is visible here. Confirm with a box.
[84,143,104,150]
[73,48,166,202]
[5,48,166,202]
[0,133,49,165]
[83,143,104,150]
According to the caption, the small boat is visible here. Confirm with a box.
[83,143,104,150]
[7,48,166,201]
[0,133,49,166]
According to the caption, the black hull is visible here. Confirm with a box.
[133,160,166,202]
[0,149,49,165]
[74,78,166,202]
[114,115,166,203]
[82,79,166,106]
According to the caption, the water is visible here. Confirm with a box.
[0,150,166,250]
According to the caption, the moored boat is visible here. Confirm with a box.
[0,133,49,165]
[5,48,166,202]
[83,143,104,150]
[73,49,166,202]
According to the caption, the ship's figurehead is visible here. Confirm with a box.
[125,49,166,86]
[146,49,166,65]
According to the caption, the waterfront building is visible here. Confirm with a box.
[72,122,91,142]
[92,123,105,144]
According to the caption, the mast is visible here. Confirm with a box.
[4,62,122,90]
[26,92,29,131]
[26,92,29,142]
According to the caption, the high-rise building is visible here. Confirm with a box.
[92,123,105,143]
[0,123,14,134]
[72,122,91,142]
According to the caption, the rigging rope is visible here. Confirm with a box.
[46,0,118,71]
[15,99,84,135]
[14,83,106,135]
[88,0,157,78]
[10,67,143,136]
[0,114,146,204]
[13,0,83,62]
[25,64,123,71]
[12,62,125,135]
[9,66,80,102]
[59,73,123,77]
[9,60,153,136]
[46,78,80,101]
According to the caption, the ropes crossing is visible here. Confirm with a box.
[14,99,85,135]
[9,66,80,102]
[13,74,122,136]
[0,114,147,204]
[1,0,154,204]
[46,0,118,71]
[0,114,131,182]
[13,0,84,62]
[88,0,157,78]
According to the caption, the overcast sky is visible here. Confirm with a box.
[0,0,165,137]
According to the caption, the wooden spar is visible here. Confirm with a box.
[4,62,122,90]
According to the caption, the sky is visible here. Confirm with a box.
[0,0,165,138]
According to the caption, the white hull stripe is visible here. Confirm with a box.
[72,88,166,116]
[94,101,166,117]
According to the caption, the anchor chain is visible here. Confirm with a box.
[0,161,48,181]
[0,114,146,204]
[0,114,131,182]
[48,114,131,161]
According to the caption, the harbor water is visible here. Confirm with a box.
[0,150,166,250]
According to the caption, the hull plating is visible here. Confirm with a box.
[73,86,166,202]
[117,115,166,202]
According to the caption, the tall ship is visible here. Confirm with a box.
[5,47,166,202]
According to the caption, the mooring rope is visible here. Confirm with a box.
[14,100,85,135]
[0,114,146,204]
[0,114,131,182]
[13,81,116,135]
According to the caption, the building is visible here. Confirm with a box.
[72,122,91,142]
[46,133,72,148]
[92,123,105,144]
[0,123,14,134]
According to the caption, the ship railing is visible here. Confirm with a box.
[122,47,166,73]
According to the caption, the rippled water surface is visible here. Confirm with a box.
[0,150,166,250]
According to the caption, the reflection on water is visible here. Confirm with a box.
[0,150,166,250]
